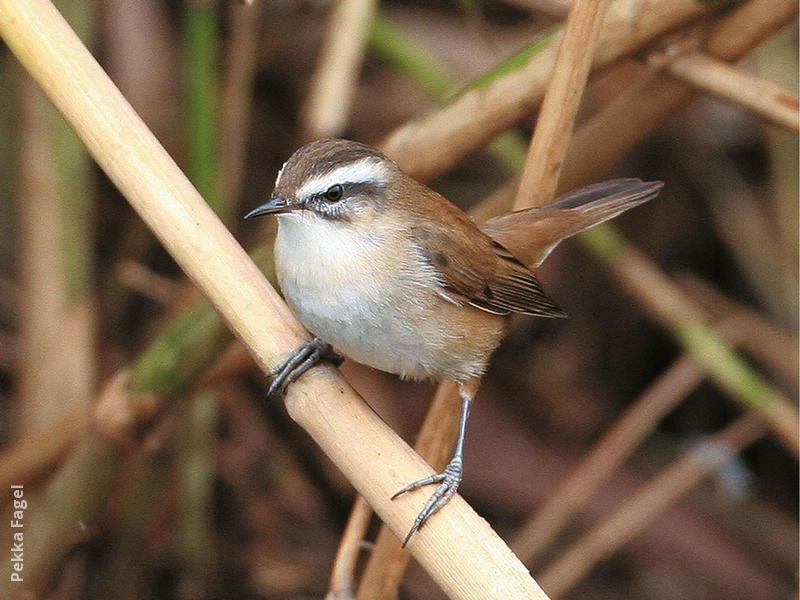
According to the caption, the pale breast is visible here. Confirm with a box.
[273,215,506,382]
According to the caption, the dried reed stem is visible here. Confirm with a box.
[0,1,550,597]
[326,495,372,600]
[221,0,262,210]
[515,0,609,209]
[16,79,69,434]
[356,382,462,600]
[0,407,83,491]
[510,317,748,563]
[679,274,798,385]
[538,414,767,598]
[664,52,798,133]
[381,0,720,182]
[299,0,378,143]
[560,0,798,191]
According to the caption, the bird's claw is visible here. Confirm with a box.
[267,337,342,397]
[392,458,463,547]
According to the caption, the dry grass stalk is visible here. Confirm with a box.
[221,0,263,209]
[663,52,798,133]
[16,78,69,434]
[515,0,609,209]
[299,0,378,143]
[560,0,797,191]
[326,495,372,600]
[509,316,750,564]
[538,413,768,598]
[355,381,462,600]
[380,0,720,182]
[705,0,798,61]
[115,259,177,304]
[584,234,799,453]
[679,274,798,385]
[0,407,83,491]
[16,85,96,435]
[0,1,551,597]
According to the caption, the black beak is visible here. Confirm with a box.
[244,196,293,219]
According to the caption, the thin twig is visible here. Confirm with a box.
[326,495,372,600]
[538,414,768,598]
[299,0,378,143]
[510,317,749,564]
[678,274,798,386]
[514,0,609,209]
[560,0,798,191]
[221,0,262,211]
[0,408,84,492]
[662,52,798,133]
[380,0,721,182]
[115,259,177,304]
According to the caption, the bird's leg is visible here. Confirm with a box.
[392,384,474,547]
[267,337,343,397]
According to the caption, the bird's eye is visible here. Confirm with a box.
[324,184,343,202]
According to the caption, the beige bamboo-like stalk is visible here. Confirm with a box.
[0,1,549,598]
[381,0,720,183]
[326,495,372,600]
[298,0,378,143]
[663,52,798,133]
[538,414,767,598]
[559,0,798,192]
[514,0,609,209]
[356,381,462,600]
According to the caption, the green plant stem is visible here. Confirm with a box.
[184,1,223,222]
[176,390,217,599]
[53,0,94,301]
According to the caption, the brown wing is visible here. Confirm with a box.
[410,192,565,318]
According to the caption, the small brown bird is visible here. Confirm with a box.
[245,138,662,545]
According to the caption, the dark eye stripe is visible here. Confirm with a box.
[313,180,386,201]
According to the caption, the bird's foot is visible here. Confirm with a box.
[267,337,342,397]
[391,456,463,547]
